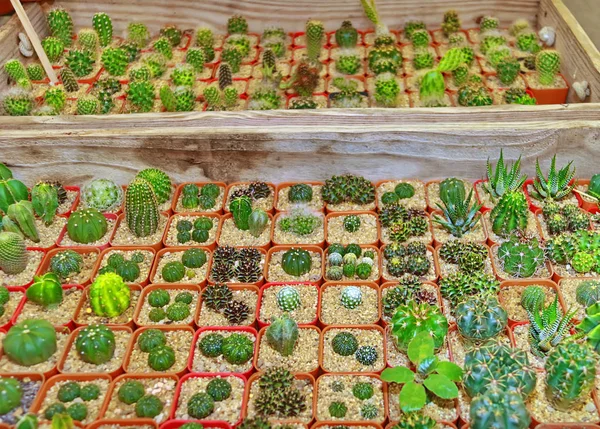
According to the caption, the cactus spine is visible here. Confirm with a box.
[490,191,528,237]
[42,37,65,63]
[125,178,160,237]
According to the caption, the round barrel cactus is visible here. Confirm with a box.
[206,378,231,401]
[26,272,63,308]
[248,209,269,237]
[281,248,312,277]
[81,179,123,212]
[135,394,164,418]
[118,380,145,405]
[276,286,301,311]
[221,333,253,364]
[148,345,175,371]
[138,329,167,353]
[187,392,214,419]
[182,248,207,268]
[115,261,140,282]
[67,208,108,244]
[391,301,448,352]
[456,294,507,343]
[0,231,28,275]
[288,183,313,203]
[75,324,116,365]
[136,168,172,205]
[50,249,83,281]
[3,319,58,366]
[89,272,131,318]
[0,377,22,415]
[162,261,186,283]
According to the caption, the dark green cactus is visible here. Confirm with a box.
[138,328,167,352]
[187,392,214,419]
[7,201,39,242]
[75,324,116,365]
[199,333,224,358]
[206,378,232,401]
[265,314,298,356]
[47,8,73,47]
[101,48,128,76]
[31,182,59,225]
[135,394,164,418]
[135,168,172,205]
[490,191,529,237]
[3,319,57,366]
[281,248,312,277]
[229,195,252,230]
[148,345,175,371]
[118,380,145,404]
[162,261,185,283]
[67,208,108,244]
[222,333,254,364]
[0,377,22,415]
[42,37,65,63]
[470,387,531,429]
[92,12,113,47]
[182,248,207,268]
[166,302,190,321]
[125,178,160,238]
[456,294,507,343]
[0,231,28,275]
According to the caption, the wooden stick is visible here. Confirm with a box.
[10,0,58,84]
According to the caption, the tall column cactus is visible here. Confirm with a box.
[305,19,324,63]
[92,12,113,47]
[536,50,561,86]
[125,178,160,237]
[0,231,28,274]
[47,7,74,47]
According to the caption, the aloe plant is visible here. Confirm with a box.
[482,150,527,202]
[530,155,576,202]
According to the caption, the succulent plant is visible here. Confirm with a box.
[322,174,375,206]
[89,272,131,317]
[5,200,39,242]
[59,67,79,92]
[536,49,561,86]
[419,48,465,106]
[439,271,499,308]
[340,285,363,309]
[58,381,81,403]
[497,236,545,278]
[470,386,531,429]
[276,286,301,312]
[2,88,34,116]
[77,95,100,115]
[135,394,164,418]
[66,208,107,244]
[26,63,45,81]
[526,292,576,357]
[332,331,359,356]
[391,301,448,351]
[166,301,190,321]
[44,87,67,112]
[148,344,175,371]
[42,36,65,63]
[329,401,347,418]
[0,377,22,414]
[483,150,527,202]
[118,380,145,405]
[47,7,73,46]
[67,403,88,421]
[75,324,116,365]
[433,179,482,237]
[490,191,529,237]
[199,332,224,358]
[3,319,57,366]
[224,300,250,324]
[202,284,233,311]
[456,294,508,343]
[30,182,58,226]
[306,19,325,63]
[80,178,123,212]
[576,280,600,307]
[26,272,63,308]
[101,48,128,76]
[355,345,378,366]
[44,403,66,420]
[65,49,95,77]
[187,392,214,419]
[222,333,254,364]
[0,231,27,275]
[125,178,160,238]
[92,12,112,47]
[137,328,167,353]
[127,81,155,113]
[441,10,461,36]
[266,314,298,356]
[530,155,576,202]
[281,248,312,277]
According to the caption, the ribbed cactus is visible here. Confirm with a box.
[59,67,79,93]
[125,178,160,237]
[536,50,561,86]
[411,29,430,48]
[497,237,545,278]
[2,89,34,116]
[496,57,520,85]
[186,48,205,72]
[2,319,57,366]
[90,272,131,317]
[7,201,39,242]
[153,37,173,60]
[75,324,116,364]
[266,314,299,356]
[101,48,128,76]
[127,81,155,113]
[66,208,108,244]
[65,49,95,78]
[92,12,113,47]
[4,59,28,84]
[136,168,172,204]
[0,174,28,213]
[545,342,596,410]
[26,273,63,308]
[221,47,242,73]
[229,195,252,230]
[49,249,83,280]
[0,231,28,274]
[42,36,65,63]
[306,19,324,63]
[335,21,358,49]
[77,95,100,115]
[47,8,73,47]
[78,28,99,53]
[442,10,461,36]
[127,22,150,48]
[227,15,248,35]
[81,178,123,212]
[470,387,531,429]
[391,301,448,351]
[26,64,45,81]
[455,294,508,343]
[490,191,528,237]
[31,182,58,226]
[159,85,177,112]
[160,25,182,46]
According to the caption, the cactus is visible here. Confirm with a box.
[75,324,116,365]
[101,48,128,76]
[248,209,269,237]
[186,47,205,72]
[496,57,520,85]
[90,272,131,317]
[456,294,507,343]
[276,286,301,312]
[527,294,576,357]
[536,50,561,86]
[78,28,99,53]
[391,301,448,351]
[126,80,156,113]
[452,65,469,86]
[442,10,461,36]
[142,53,167,78]
[198,333,224,358]
[281,248,312,277]
[497,236,545,278]
[433,179,482,237]
[222,333,254,364]
[30,182,58,226]
[336,21,358,49]
[207,378,232,401]
[44,87,67,113]
[6,201,39,242]
[3,59,27,85]
[0,231,28,274]
[182,248,207,269]
[2,89,34,116]
[76,383,100,402]
[413,49,434,70]
[118,380,145,404]
[490,191,529,237]
[576,280,600,307]
[47,8,73,47]
[125,178,160,237]
[162,261,185,282]
[76,95,100,115]
[148,345,175,371]
[284,58,320,97]
[419,48,465,106]
[67,403,88,421]
[355,345,378,365]
[170,64,195,87]
[227,15,248,35]
[58,381,80,402]
[59,67,79,92]
[67,208,107,244]
[470,387,531,429]
[81,178,123,212]
[138,328,166,353]
[92,12,112,47]
[229,195,252,230]
[135,395,164,418]
[3,319,57,366]
[65,49,95,77]
[305,19,324,63]
[329,401,347,418]
[27,272,63,308]
[340,285,363,309]
[530,155,575,202]
[266,314,299,356]
[545,342,596,410]
[153,37,173,60]
[42,36,65,63]
[0,377,22,415]
[483,150,527,202]
[187,392,214,419]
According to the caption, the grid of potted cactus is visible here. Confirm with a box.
[2,151,600,429]
[2,0,575,117]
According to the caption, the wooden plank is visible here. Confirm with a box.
[539,0,600,102]
[1,105,598,185]
[51,0,539,33]
[0,2,49,92]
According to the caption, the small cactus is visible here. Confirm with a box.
[27,272,63,308]
[127,81,155,113]
[0,231,28,274]
[47,8,73,47]
[78,28,99,53]
[340,286,362,309]
[186,47,205,72]
[171,64,196,87]
[75,324,116,365]
[92,12,113,47]
[66,208,107,244]
[153,37,173,60]
[26,64,45,81]
[2,88,34,116]
[65,49,95,77]
[59,67,79,93]
[276,286,301,312]
[227,15,248,35]
[101,48,128,76]
[76,95,100,115]
[306,19,325,63]
[536,50,561,86]
[266,314,299,356]
[128,22,150,48]
[125,178,160,237]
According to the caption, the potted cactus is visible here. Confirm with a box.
[40,247,100,286]
[134,284,200,327]
[197,282,259,327]
[321,324,385,373]
[257,282,319,326]
[219,192,273,248]
[150,247,210,285]
[319,282,380,326]
[524,155,578,211]
[172,182,227,214]
[275,181,325,212]
[382,242,437,283]
[324,244,380,283]
[266,245,323,283]
[526,49,570,104]
[92,247,155,285]
[272,209,325,246]
[0,374,44,427]
[190,326,256,376]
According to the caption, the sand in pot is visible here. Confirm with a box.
[61,329,131,374]
[192,330,255,373]
[16,287,82,326]
[256,326,319,373]
[316,374,384,422]
[105,377,177,423]
[175,184,225,213]
[126,329,193,374]
[320,285,379,325]
[259,284,318,324]
[0,250,44,287]
[322,327,385,373]
[137,288,199,326]
[197,288,257,327]
[164,214,219,247]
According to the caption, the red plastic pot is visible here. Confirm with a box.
[56,213,118,251]
[12,284,83,329]
[574,179,599,214]
[134,284,202,328]
[171,182,227,214]
[88,419,159,429]
[188,326,258,378]
[109,212,170,252]
[525,73,570,105]
[73,283,142,329]
[91,246,156,286]
[257,281,320,328]
[37,246,100,287]
[0,287,26,331]
[265,245,324,284]
[160,421,231,429]
[171,373,247,425]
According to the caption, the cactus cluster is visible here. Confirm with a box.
[546,230,600,274]
[210,246,262,284]
[384,242,432,278]
[202,283,251,325]
[379,202,428,242]
[542,202,590,235]
[326,243,375,281]
[253,367,307,418]
[278,209,322,237]
[439,270,500,309]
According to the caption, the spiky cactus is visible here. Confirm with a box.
[391,301,448,351]
[413,49,434,70]
[306,19,324,63]
[44,87,66,113]
[77,95,100,115]
[75,324,115,364]
[3,319,57,366]
[442,10,461,36]
[2,89,33,116]
[26,64,45,81]
[171,64,196,87]
[101,48,128,76]
[4,59,28,84]
[0,231,28,274]
[496,57,520,85]
[41,36,65,63]
[168,86,196,112]
[433,179,482,237]
[456,294,508,343]
[78,28,99,53]
[419,48,465,107]
[497,237,545,278]
[227,15,248,35]
[411,29,430,48]
[153,37,173,60]
[470,387,531,429]
[47,7,73,46]
[127,81,155,113]
[221,47,243,73]
[27,272,63,308]
[186,48,205,72]
[526,293,576,357]
[90,272,131,317]
[31,181,58,225]
[336,21,358,48]
[536,50,561,86]
[125,178,160,237]
[142,54,167,78]
[490,191,528,237]
[92,12,113,47]
[545,342,596,410]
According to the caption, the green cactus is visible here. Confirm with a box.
[147,308,164,322]
[355,345,378,365]
[25,63,44,81]
[66,208,107,244]
[276,286,301,311]
[47,8,73,47]
[442,10,461,36]
[27,272,63,308]
[530,155,575,202]
[30,182,58,226]
[391,301,448,351]
[456,294,508,343]
[490,191,529,237]
[433,179,482,237]
[0,377,22,414]
[483,150,527,202]
[305,19,324,63]
[75,324,116,365]
[186,47,205,72]
[59,67,79,93]
[78,28,99,53]
[3,319,57,366]
[81,178,123,212]
[101,48,128,76]
[470,387,531,429]
[135,395,164,418]
[127,81,155,113]
[536,50,561,86]
[166,301,190,321]
[340,285,362,309]
[118,380,145,404]
[44,87,67,113]
[206,378,232,402]
[545,342,596,410]
[335,21,358,49]
[248,209,269,237]
[498,236,545,278]
[67,403,87,421]
[162,261,185,283]
[138,328,166,352]
[266,314,299,356]
[76,95,100,115]
[125,178,160,237]
[41,36,65,63]
[195,28,215,61]
[153,37,173,60]
[142,53,167,78]
[2,89,34,116]
[65,49,95,77]
[158,25,182,47]
[228,14,248,34]
[439,271,499,308]
[6,201,39,242]
[58,382,80,402]
[92,12,113,47]
[576,280,600,307]
[162,86,196,112]
[419,47,465,106]
[90,272,131,317]
[329,401,347,418]
[0,231,28,274]
[281,248,312,277]
[14,414,38,429]
[148,344,175,371]
[221,333,254,364]
[229,195,252,230]
[495,57,520,86]
[187,392,214,419]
